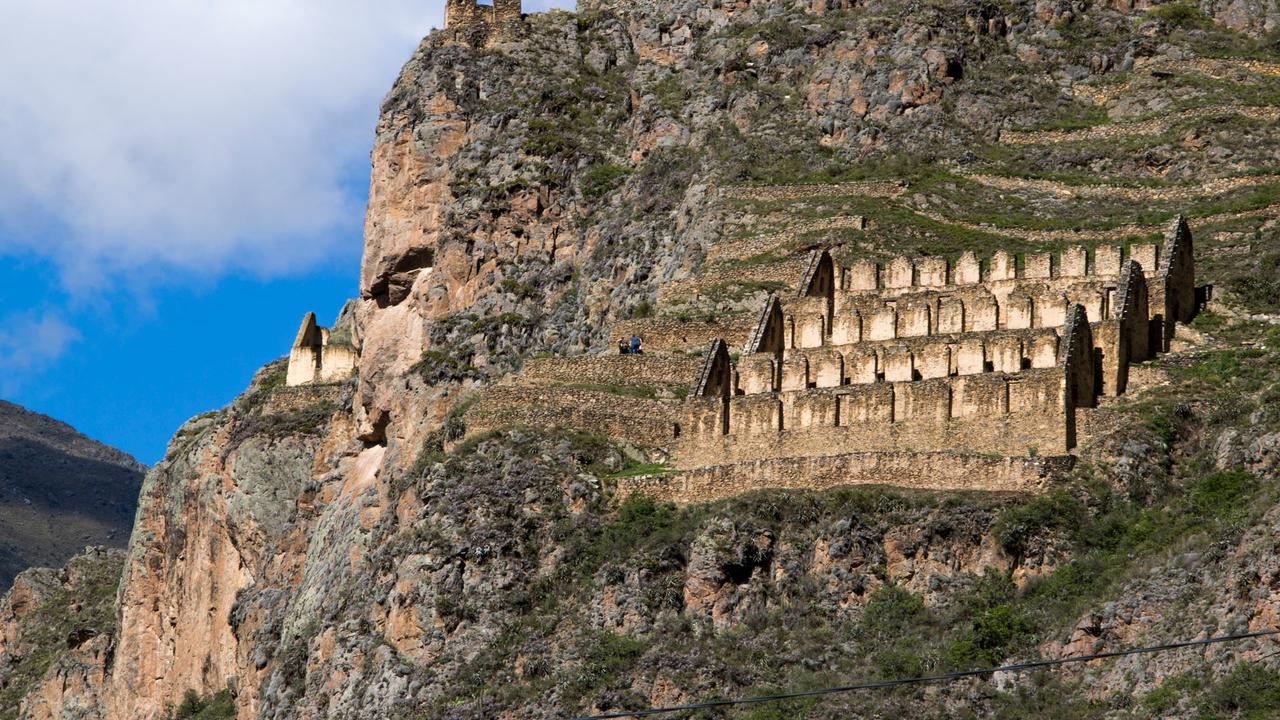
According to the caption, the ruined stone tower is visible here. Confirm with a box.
[444,0,521,32]
[286,311,358,387]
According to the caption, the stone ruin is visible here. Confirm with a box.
[286,311,358,387]
[462,216,1202,501]
[444,0,522,40]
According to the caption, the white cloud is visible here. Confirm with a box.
[0,0,447,283]
[0,311,80,388]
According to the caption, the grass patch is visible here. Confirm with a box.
[604,462,671,479]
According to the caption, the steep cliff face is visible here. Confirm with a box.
[0,401,144,590]
[10,0,1280,718]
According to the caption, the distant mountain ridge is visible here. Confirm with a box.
[0,400,145,588]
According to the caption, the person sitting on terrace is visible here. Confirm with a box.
[630,335,643,355]
[617,338,629,355]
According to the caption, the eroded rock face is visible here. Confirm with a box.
[96,364,367,720]
[0,547,121,720]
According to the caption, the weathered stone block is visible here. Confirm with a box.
[781,355,810,391]
[1008,370,1062,413]
[738,353,777,394]
[884,346,914,382]
[887,256,914,288]
[1094,245,1122,276]
[684,396,728,438]
[952,374,1008,417]
[956,337,986,375]
[1037,291,1068,328]
[1024,252,1052,279]
[808,349,844,388]
[1130,243,1159,273]
[991,335,1024,373]
[1077,288,1106,322]
[969,295,998,331]
[730,395,782,435]
[793,391,838,428]
[848,259,878,291]
[917,342,951,380]
[1004,294,1033,330]
[1060,245,1087,277]
[897,302,931,337]
[845,347,878,384]
[989,250,1016,281]
[955,251,981,284]
[917,256,948,287]
[1029,331,1059,369]
[896,379,951,421]
[868,307,897,340]
[937,298,964,334]
[1093,319,1127,397]
[838,384,893,423]
[794,313,826,349]
[831,312,861,345]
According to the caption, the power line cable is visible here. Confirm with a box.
[573,628,1280,719]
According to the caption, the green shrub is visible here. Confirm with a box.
[1149,1,1212,29]
[871,647,926,679]
[945,572,1034,669]
[412,350,476,384]
[1194,664,1280,719]
[568,494,702,579]
[945,604,1035,669]
[169,689,235,720]
[1142,672,1204,715]
[229,401,337,447]
[581,161,630,199]
[992,490,1086,555]
[562,631,646,702]
[1188,469,1256,518]
[860,584,928,639]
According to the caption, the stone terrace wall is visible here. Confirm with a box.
[762,327,1064,385]
[656,256,809,305]
[611,315,753,352]
[841,244,1144,294]
[678,369,1070,468]
[519,355,703,390]
[618,452,1073,504]
[463,385,680,447]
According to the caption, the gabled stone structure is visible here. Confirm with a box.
[678,219,1199,478]
[286,312,358,387]
[444,0,522,42]
[459,216,1201,502]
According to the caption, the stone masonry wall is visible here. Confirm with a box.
[618,452,1074,504]
[464,385,680,447]
[611,315,753,352]
[677,369,1069,468]
[519,354,702,390]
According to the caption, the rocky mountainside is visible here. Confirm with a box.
[6,1,1280,718]
[0,401,143,590]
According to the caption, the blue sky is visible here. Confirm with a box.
[0,1,572,464]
